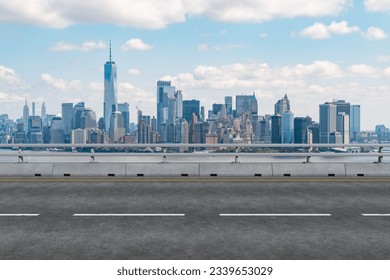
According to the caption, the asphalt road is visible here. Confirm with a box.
[0,177,390,260]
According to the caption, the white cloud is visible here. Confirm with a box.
[295,21,359,39]
[50,40,106,52]
[198,43,244,52]
[118,82,155,103]
[376,55,390,63]
[213,45,245,51]
[122,39,152,51]
[365,0,390,11]
[192,0,351,23]
[0,0,352,29]
[0,65,22,85]
[259,33,268,39]
[349,64,379,77]
[289,61,344,78]
[362,26,387,40]
[0,91,24,103]
[384,67,390,76]
[127,68,141,76]
[198,44,208,52]
[41,73,82,91]
[172,61,343,91]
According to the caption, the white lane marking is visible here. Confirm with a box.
[0,214,40,217]
[73,214,185,217]
[362,214,390,217]
[220,214,331,217]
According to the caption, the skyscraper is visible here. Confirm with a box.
[50,117,65,143]
[72,102,85,129]
[337,112,350,144]
[118,103,130,134]
[236,93,258,118]
[109,111,125,143]
[32,102,36,116]
[282,111,294,144]
[183,99,200,123]
[61,103,73,143]
[319,100,352,144]
[319,102,337,144]
[294,116,312,144]
[350,105,361,142]
[27,116,43,144]
[41,102,46,124]
[275,94,290,115]
[271,115,282,143]
[225,96,233,115]
[23,100,29,133]
[156,80,175,133]
[104,42,117,134]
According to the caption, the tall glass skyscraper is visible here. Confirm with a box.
[350,105,361,142]
[104,43,117,134]
[282,111,294,144]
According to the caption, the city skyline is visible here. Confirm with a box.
[1,1,390,129]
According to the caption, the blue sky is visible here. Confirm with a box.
[1,0,390,129]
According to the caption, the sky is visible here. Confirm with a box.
[0,0,390,130]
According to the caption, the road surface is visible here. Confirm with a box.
[0,177,390,259]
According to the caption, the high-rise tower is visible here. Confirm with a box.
[41,102,46,124]
[104,41,117,134]
[23,100,29,133]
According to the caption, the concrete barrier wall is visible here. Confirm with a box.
[345,163,390,176]
[272,163,346,177]
[199,163,272,177]
[0,163,54,176]
[52,163,126,176]
[126,163,199,176]
[2,162,390,177]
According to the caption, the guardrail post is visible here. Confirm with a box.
[306,147,311,163]
[90,148,96,163]
[17,148,24,163]
[162,147,168,163]
[234,146,240,163]
[378,146,384,163]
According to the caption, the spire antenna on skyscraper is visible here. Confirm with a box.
[109,40,112,63]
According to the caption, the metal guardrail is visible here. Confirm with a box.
[0,143,389,164]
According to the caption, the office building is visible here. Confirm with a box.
[319,102,337,144]
[308,123,320,144]
[350,105,361,142]
[72,128,87,144]
[118,102,130,134]
[183,99,200,123]
[337,112,350,144]
[41,102,46,125]
[61,103,73,143]
[81,108,97,129]
[50,117,65,143]
[109,111,125,143]
[73,102,85,129]
[104,42,118,134]
[156,80,175,132]
[282,111,294,144]
[23,100,29,133]
[271,115,282,143]
[275,94,290,115]
[225,96,233,115]
[236,93,258,118]
[294,116,312,144]
[27,116,43,144]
